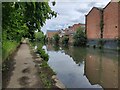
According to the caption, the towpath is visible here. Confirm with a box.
[6,40,42,88]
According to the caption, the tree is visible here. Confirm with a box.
[35,31,45,42]
[2,2,57,41]
[2,2,57,61]
[53,34,60,44]
[23,2,57,40]
[73,27,87,46]
[62,36,69,45]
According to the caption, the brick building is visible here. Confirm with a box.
[86,2,120,49]
[60,23,85,44]
[86,7,103,46]
[46,30,60,41]
[103,2,119,39]
[103,2,120,49]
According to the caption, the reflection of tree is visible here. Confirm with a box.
[53,44,60,51]
[72,47,87,64]
[46,43,54,51]
[63,46,87,64]
[46,43,61,51]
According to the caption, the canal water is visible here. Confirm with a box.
[43,44,119,89]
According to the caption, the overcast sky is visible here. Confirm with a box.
[41,0,111,34]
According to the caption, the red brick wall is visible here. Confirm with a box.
[70,24,85,32]
[103,2,119,39]
[118,3,120,37]
[72,24,80,32]
[47,31,59,39]
[86,8,102,39]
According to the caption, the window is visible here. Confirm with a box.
[115,26,117,28]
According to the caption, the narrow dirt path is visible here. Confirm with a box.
[6,42,42,88]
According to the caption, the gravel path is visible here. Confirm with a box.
[6,43,42,88]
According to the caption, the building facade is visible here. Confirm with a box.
[86,2,120,49]
[46,23,85,44]
[46,30,59,41]
[86,7,103,46]
[60,23,85,44]
[103,2,120,49]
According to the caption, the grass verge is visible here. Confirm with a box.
[29,41,58,88]
[2,40,20,62]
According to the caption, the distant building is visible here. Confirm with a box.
[68,23,85,35]
[46,30,59,41]
[60,23,85,44]
[46,23,85,43]
[86,2,120,49]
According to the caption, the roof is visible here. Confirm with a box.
[47,30,59,32]
[103,2,119,10]
[103,2,111,9]
[86,7,103,16]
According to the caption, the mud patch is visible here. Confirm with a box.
[22,67,30,73]
[18,76,30,86]
[24,63,28,64]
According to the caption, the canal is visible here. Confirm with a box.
[43,44,119,89]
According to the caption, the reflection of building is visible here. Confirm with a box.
[118,56,120,90]
[86,2,120,49]
[46,44,54,51]
[62,46,87,64]
[46,44,60,51]
[85,49,118,88]
[85,53,101,85]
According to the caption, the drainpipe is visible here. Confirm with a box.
[100,9,104,48]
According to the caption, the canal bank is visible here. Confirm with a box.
[45,44,119,89]
[29,41,65,89]
[2,40,65,89]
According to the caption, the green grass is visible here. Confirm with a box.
[40,61,48,68]
[40,73,52,88]
[2,40,19,62]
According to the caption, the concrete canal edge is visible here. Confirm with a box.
[52,75,65,89]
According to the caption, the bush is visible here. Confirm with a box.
[37,45,49,61]
[73,27,87,46]
[53,34,60,44]
[62,36,69,45]
[35,31,45,42]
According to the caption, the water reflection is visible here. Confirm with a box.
[46,44,119,89]
[85,49,118,89]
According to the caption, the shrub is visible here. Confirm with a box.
[53,34,60,44]
[37,45,49,61]
[62,36,69,45]
[73,27,87,46]
[35,31,45,42]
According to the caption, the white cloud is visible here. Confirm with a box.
[41,0,111,34]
